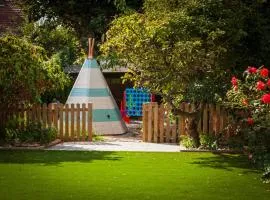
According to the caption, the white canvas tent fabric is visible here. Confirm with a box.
[66,58,127,135]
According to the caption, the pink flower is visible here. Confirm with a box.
[231,76,238,86]
[247,66,257,74]
[261,93,270,104]
[256,81,266,90]
[260,68,269,78]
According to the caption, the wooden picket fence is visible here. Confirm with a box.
[143,102,229,143]
[0,103,93,141]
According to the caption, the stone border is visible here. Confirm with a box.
[0,139,62,150]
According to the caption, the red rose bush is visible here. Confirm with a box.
[226,65,270,172]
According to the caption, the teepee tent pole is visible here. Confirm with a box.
[88,38,95,59]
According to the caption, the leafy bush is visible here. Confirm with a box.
[180,135,196,149]
[40,126,57,144]
[92,134,105,142]
[199,133,218,150]
[262,165,270,184]
[4,118,57,145]
[225,66,270,181]
[226,135,245,150]
[0,35,70,105]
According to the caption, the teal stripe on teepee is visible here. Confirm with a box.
[93,109,121,122]
[70,88,110,97]
[82,59,99,68]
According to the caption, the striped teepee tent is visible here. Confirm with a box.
[66,38,127,135]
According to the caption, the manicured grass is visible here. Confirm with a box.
[0,150,269,200]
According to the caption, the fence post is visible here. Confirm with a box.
[36,104,41,125]
[172,124,177,143]
[215,105,221,135]
[59,104,64,140]
[48,104,53,128]
[179,103,185,136]
[147,103,153,142]
[71,104,75,141]
[53,103,59,130]
[142,104,148,142]
[159,104,165,143]
[65,104,69,141]
[153,103,159,143]
[32,104,37,122]
[197,103,202,133]
[82,103,86,141]
[209,104,215,135]
[27,105,31,124]
[165,106,171,143]
[203,104,208,134]
[76,103,81,140]
[88,103,92,141]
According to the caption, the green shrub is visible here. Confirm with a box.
[199,133,218,150]
[92,134,105,142]
[4,117,22,143]
[180,135,196,149]
[40,127,57,144]
[226,135,245,150]
[4,118,57,145]
[262,165,270,184]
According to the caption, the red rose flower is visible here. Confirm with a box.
[257,81,266,90]
[267,79,270,87]
[260,68,269,78]
[261,93,270,104]
[247,66,257,74]
[231,76,238,86]
[247,117,254,125]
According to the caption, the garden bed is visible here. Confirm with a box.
[0,139,62,150]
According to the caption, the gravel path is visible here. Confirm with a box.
[48,120,186,152]
[48,140,184,152]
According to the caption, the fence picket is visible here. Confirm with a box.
[179,103,185,136]
[153,103,158,143]
[59,104,64,139]
[147,104,153,142]
[53,103,59,130]
[82,103,86,141]
[65,104,69,141]
[165,107,171,143]
[71,104,75,140]
[0,103,92,142]
[159,104,165,143]
[76,103,81,140]
[42,104,47,128]
[143,104,148,142]
[203,104,208,134]
[36,104,41,124]
[215,105,221,135]
[88,103,92,141]
[48,104,53,128]
[142,103,232,144]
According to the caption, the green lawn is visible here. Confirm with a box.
[0,150,269,200]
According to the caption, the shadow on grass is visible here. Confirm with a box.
[190,152,259,174]
[0,150,121,166]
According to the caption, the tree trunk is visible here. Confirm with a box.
[185,116,200,148]
[172,103,204,148]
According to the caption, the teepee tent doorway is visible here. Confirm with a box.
[66,38,127,135]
